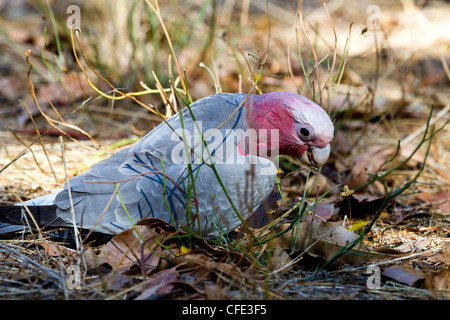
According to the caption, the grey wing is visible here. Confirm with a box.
[133,93,248,156]
[193,156,277,236]
[54,149,189,234]
[55,148,276,236]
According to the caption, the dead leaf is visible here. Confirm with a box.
[173,252,237,277]
[172,252,210,269]
[428,267,450,291]
[193,238,252,266]
[97,226,162,270]
[416,189,450,214]
[87,218,178,271]
[272,221,369,266]
[370,246,407,256]
[135,267,178,300]
[388,205,432,225]
[348,145,394,190]
[427,243,450,265]
[36,241,78,259]
[382,264,425,286]
[399,145,450,183]
[394,238,432,253]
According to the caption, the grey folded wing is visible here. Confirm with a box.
[54,93,277,236]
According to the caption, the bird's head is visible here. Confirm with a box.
[246,91,334,167]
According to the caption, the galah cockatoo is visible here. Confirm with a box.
[0,92,334,236]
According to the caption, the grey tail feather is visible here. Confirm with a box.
[0,205,67,233]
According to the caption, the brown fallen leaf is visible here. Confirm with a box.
[37,240,105,271]
[172,252,210,269]
[427,267,450,291]
[87,218,178,272]
[394,238,432,253]
[173,252,237,278]
[171,251,249,295]
[388,204,433,225]
[95,226,162,271]
[272,221,369,266]
[370,246,408,256]
[347,145,394,190]
[400,144,450,184]
[268,244,291,271]
[427,243,450,265]
[36,241,78,259]
[416,189,450,214]
[135,267,178,300]
[382,264,425,286]
[193,237,252,266]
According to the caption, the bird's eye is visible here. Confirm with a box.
[300,128,310,137]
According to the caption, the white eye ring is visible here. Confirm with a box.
[296,123,314,142]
